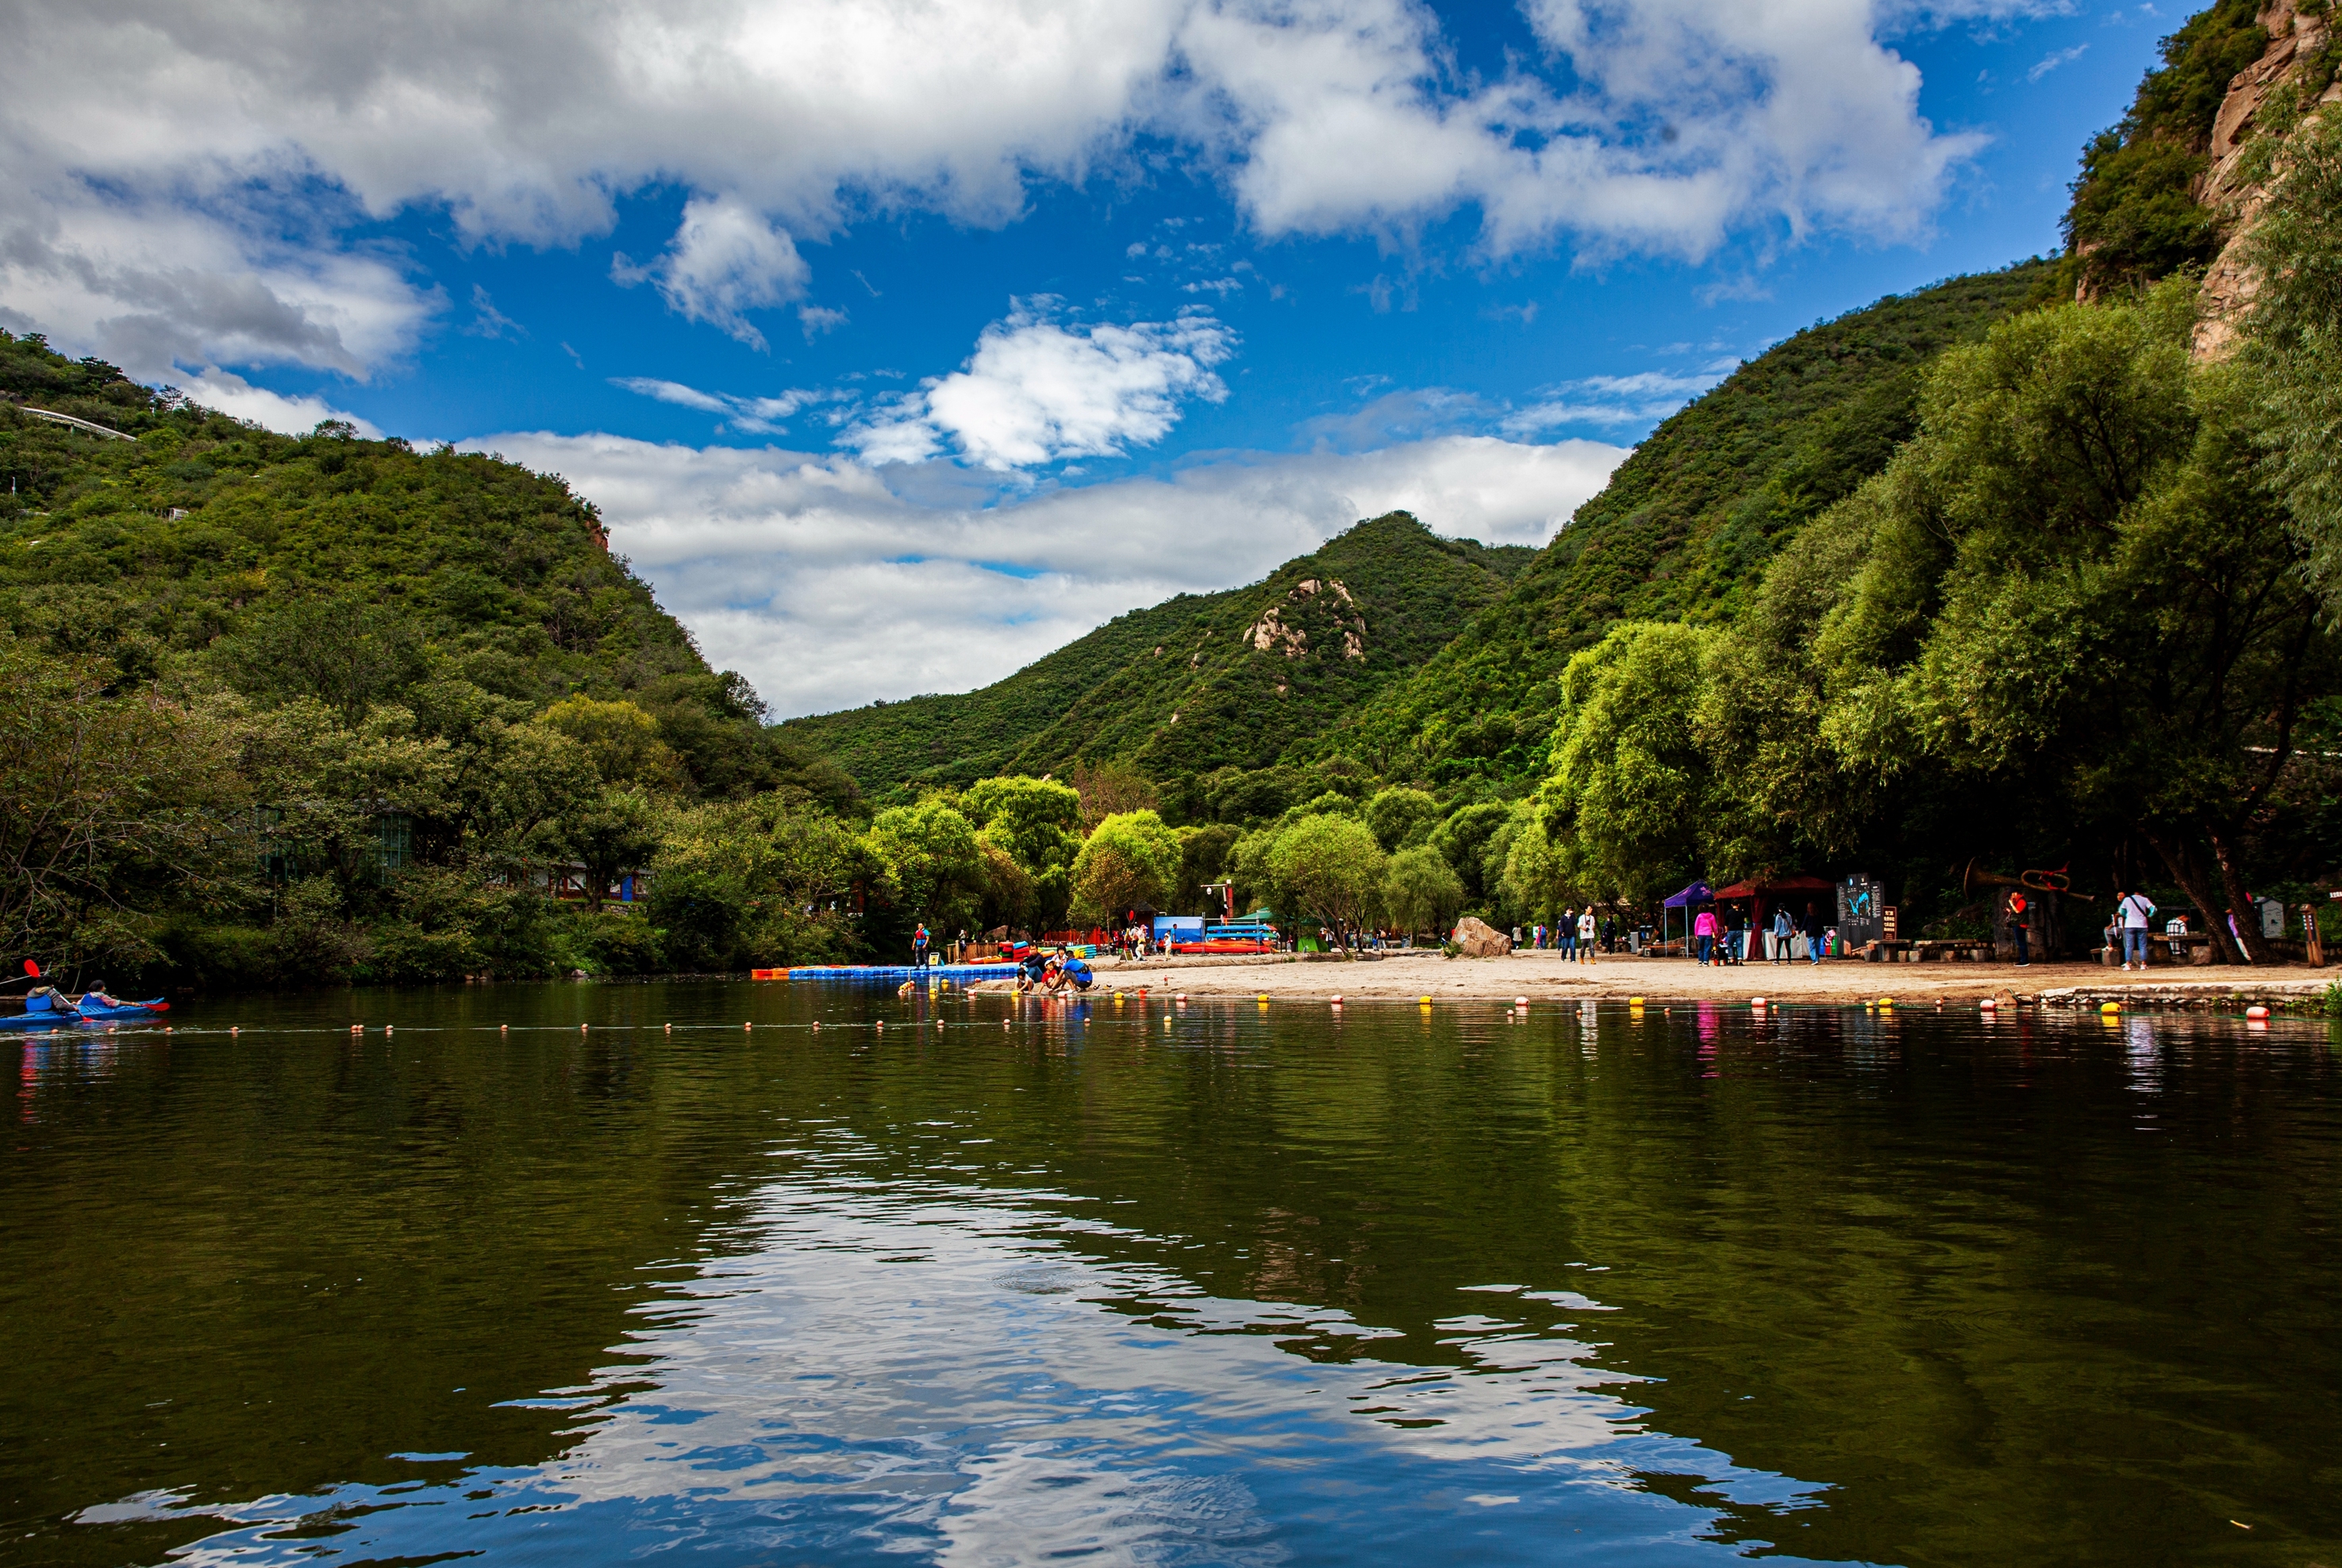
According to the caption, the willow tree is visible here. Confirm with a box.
[1716,282,2332,960]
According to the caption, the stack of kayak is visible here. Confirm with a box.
[0,990,169,1028]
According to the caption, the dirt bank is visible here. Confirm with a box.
[985,951,2340,1008]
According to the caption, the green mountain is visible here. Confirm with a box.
[779,513,1532,794]
[1320,259,2057,788]
[0,328,845,803]
[786,260,2054,804]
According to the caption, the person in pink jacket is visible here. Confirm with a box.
[1693,907,1720,965]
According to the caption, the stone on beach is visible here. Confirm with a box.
[1451,916,1513,957]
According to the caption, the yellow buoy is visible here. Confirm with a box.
[2100,1001,2121,1014]
[1420,995,1433,1005]
[1878,997,1894,1008]
[1629,996,1645,1006]
[1257,993,1270,1002]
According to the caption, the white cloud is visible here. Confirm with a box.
[613,195,810,350]
[467,429,1625,717]
[2027,44,2087,82]
[177,368,383,436]
[1501,366,1732,432]
[0,0,2045,379]
[841,303,1237,471]
[610,375,836,434]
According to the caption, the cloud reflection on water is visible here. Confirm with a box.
[141,1138,1836,1566]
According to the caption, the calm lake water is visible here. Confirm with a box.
[4,982,2338,1567]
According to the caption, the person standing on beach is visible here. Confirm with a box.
[2006,891,2030,967]
[913,923,930,968]
[1771,905,1793,965]
[1693,906,1717,965]
[2116,888,2156,970]
[1804,902,1826,965]
[1578,906,1598,963]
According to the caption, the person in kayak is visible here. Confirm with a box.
[82,982,122,1009]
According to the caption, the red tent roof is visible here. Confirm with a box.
[1713,874,1838,899]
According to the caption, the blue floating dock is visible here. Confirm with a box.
[784,963,1022,982]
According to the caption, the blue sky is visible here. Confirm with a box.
[2,0,2183,714]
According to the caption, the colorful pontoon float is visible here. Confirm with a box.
[755,963,1021,982]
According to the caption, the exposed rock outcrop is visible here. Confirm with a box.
[2194,2,2340,359]
[1245,577,1368,661]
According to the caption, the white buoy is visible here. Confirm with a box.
[2246,1005,2270,1020]
[1751,997,1767,1008]
[744,1020,754,1032]
[663,1022,671,1033]
[500,1023,509,1033]
[350,1024,362,1035]
[1515,996,1529,1006]
[1330,995,1344,1005]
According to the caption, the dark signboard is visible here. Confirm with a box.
[1838,875,1885,947]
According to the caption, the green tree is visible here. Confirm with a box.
[0,640,255,970]
[1363,786,1440,851]
[1267,813,1387,943]
[1383,844,1465,938]
[1537,621,1720,905]
[863,798,986,935]
[536,696,690,793]
[214,594,426,725]
[1070,809,1183,922]
[541,788,661,913]
[1428,801,1510,903]
[963,774,1082,875]
[651,792,863,969]
[1738,282,2332,961]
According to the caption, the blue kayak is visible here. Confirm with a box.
[75,997,167,1020]
[0,996,167,1028]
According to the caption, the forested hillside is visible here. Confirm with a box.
[1322,261,2055,787]
[779,513,1532,793]
[2,329,860,986]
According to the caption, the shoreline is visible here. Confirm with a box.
[1027,952,2342,1010]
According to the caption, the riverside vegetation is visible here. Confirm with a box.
[9,0,2342,986]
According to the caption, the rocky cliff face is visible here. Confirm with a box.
[2194,1,2340,358]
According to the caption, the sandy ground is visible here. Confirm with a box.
[1011,951,2342,1007]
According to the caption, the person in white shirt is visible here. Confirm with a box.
[2117,889,2157,970]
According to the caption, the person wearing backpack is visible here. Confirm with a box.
[2117,889,2157,970]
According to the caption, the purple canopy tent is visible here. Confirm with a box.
[1659,881,1715,955]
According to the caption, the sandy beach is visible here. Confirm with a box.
[1021,951,2342,1009]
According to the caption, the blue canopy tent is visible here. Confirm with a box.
[1659,880,1715,956]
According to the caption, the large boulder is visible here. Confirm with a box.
[1451,916,1513,957]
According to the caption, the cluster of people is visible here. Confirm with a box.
[1517,909,1621,959]
[1017,945,1095,996]
[1691,904,1830,966]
